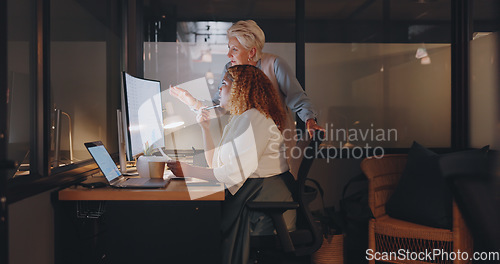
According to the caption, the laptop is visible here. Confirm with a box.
[84,141,170,188]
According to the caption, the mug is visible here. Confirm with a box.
[136,155,167,178]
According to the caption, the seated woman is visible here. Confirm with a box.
[166,64,296,264]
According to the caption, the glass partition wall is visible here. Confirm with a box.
[49,0,122,170]
[142,0,454,154]
[142,0,297,151]
[470,0,500,149]
[6,0,35,179]
[5,0,123,179]
[305,0,452,151]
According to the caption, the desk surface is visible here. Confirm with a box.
[59,180,225,201]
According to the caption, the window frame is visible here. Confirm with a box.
[1,0,8,262]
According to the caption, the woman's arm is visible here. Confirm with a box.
[166,160,217,181]
[274,57,317,122]
[273,57,325,136]
[169,86,203,110]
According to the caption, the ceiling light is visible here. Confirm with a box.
[415,48,428,59]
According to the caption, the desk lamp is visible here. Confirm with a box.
[53,108,74,167]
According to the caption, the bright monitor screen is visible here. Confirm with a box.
[122,72,165,160]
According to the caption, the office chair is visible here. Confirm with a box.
[246,130,325,261]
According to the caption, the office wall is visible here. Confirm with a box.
[306,43,451,149]
[470,32,499,149]
[7,41,31,175]
[9,191,55,264]
[7,41,109,166]
[51,42,107,162]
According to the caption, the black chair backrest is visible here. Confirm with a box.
[294,130,325,255]
[297,130,325,188]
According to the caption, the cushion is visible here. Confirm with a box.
[439,145,490,179]
[385,142,488,229]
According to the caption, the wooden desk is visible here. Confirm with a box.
[58,180,225,201]
[55,180,225,264]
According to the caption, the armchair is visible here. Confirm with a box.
[360,154,473,264]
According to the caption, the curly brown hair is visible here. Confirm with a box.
[226,65,287,131]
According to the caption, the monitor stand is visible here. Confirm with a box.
[117,109,137,175]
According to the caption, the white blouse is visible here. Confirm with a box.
[212,109,289,195]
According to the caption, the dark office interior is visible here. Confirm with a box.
[1,0,500,263]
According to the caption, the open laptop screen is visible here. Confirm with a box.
[86,143,121,182]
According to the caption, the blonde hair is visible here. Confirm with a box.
[227,65,287,131]
[227,20,265,62]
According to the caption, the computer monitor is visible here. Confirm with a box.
[121,72,165,161]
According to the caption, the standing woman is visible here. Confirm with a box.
[167,65,296,264]
[170,20,324,140]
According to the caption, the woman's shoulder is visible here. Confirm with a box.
[240,108,266,120]
[262,53,282,66]
[261,53,289,74]
[234,109,273,125]
[236,109,278,135]
[262,53,279,60]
